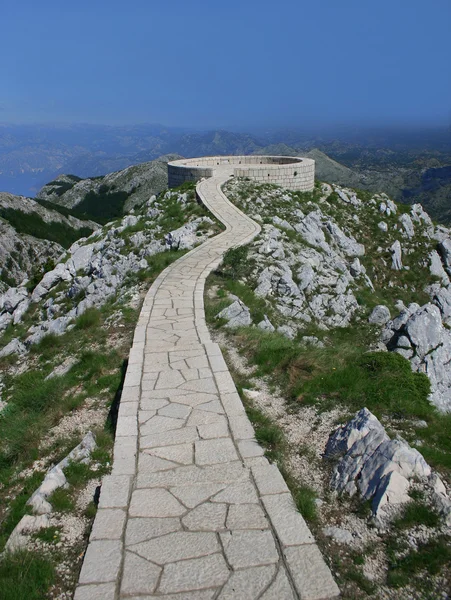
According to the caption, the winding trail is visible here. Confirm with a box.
[75,174,340,600]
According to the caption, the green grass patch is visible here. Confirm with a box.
[49,488,74,512]
[64,461,96,488]
[393,501,440,529]
[0,550,55,600]
[220,245,250,280]
[386,536,451,587]
[74,307,102,330]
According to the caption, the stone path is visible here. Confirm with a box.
[75,174,340,600]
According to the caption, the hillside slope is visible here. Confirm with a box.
[206,177,451,598]
[36,154,181,221]
[0,192,97,290]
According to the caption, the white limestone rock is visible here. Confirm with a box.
[427,283,451,325]
[293,210,328,250]
[429,250,450,285]
[216,300,252,328]
[326,409,433,526]
[398,214,415,238]
[326,408,387,458]
[257,315,275,332]
[0,287,28,313]
[5,514,50,551]
[0,338,27,358]
[438,238,451,275]
[13,298,30,324]
[69,243,96,273]
[368,305,391,325]
[390,240,403,270]
[326,221,365,257]
[372,470,410,523]
[277,325,296,339]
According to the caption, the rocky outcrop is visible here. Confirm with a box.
[6,432,97,551]
[0,189,218,352]
[383,303,451,412]
[325,409,450,527]
[0,191,97,290]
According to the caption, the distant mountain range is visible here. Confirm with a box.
[1,123,450,222]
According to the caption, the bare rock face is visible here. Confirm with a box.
[0,337,26,357]
[390,240,403,270]
[398,213,415,238]
[325,221,365,257]
[383,303,451,412]
[438,238,451,275]
[326,409,434,526]
[429,250,450,285]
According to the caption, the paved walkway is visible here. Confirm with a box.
[75,174,340,600]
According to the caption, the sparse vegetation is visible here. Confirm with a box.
[0,207,94,248]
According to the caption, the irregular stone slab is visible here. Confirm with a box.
[125,517,181,545]
[217,564,276,599]
[259,567,296,600]
[146,443,193,465]
[159,553,229,594]
[212,480,259,505]
[138,453,180,473]
[226,503,268,530]
[182,502,227,531]
[194,438,239,465]
[121,551,161,595]
[129,489,186,518]
[220,530,279,568]
[74,583,116,600]
[170,482,227,508]
[131,531,219,565]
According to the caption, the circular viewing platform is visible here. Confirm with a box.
[168,155,315,192]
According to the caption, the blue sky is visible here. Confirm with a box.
[1,0,450,128]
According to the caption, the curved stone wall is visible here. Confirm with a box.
[168,155,315,191]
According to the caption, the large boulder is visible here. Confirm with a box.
[326,409,432,525]
[403,303,443,358]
